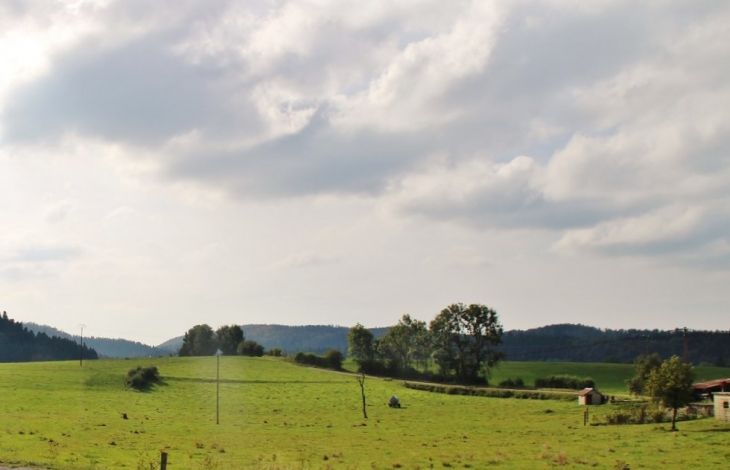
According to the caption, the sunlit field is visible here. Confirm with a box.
[1,357,729,469]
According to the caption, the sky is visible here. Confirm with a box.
[1,0,729,346]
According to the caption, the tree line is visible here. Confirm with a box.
[348,303,504,384]
[0,311,98,363]
[500,324,730,366]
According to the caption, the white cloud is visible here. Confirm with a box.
[1,0,730,340]
[44,199,72,224]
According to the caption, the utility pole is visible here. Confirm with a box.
[215,349,222,424]
[79,324,86,367]
[683,327,689,362]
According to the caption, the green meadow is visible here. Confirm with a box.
[1,358,729,469]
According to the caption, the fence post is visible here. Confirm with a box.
[160,451,168,470]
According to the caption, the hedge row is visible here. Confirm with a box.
[534,375,595,390]
[292,349,343,370]
[403,382,574,401]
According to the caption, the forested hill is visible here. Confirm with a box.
[500,324,730,366]
[25,323,171,358]
[0,312,98,363]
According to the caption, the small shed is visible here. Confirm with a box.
[714,392,730,423]
[578,388,604,405]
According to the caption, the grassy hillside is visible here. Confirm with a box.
[1,358,729,469]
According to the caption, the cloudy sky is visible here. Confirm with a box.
[1,0,728,345]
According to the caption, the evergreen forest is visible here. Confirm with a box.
[0,311,98,362]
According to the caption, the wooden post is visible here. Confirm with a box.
[160,452,168,470]
[583,408,588,426]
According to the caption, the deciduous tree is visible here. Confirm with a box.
[179,324,217,356]
[347,323,375,368]
[430,303,503,383]
[378,314,427,374]
[627,353,662,396]
[216,325,244,355]
[645,355,695,431]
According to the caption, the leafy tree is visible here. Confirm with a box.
[179,324,217,356]
[237,340,265,357]
[347,323,376,367]
[645,355,696,431]
[430,303,504,383]
[412,321,433,371]
[377,314,427,374]
[627,353,662,396]
[216,325,244,355]
[324,349,344,370]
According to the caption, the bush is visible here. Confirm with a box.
[534,375,594,390]
[292,350,343,370]
[126,366,160,390]
[237,340,265,357]
[498,377,525,388]
[267,348,284,357]
[324,349,343,370]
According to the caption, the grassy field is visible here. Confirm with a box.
[1,357,729,469]
[490,361,730,395]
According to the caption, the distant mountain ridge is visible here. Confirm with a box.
[1,313,98,363]
[24,323,173,358]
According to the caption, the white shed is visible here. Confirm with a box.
[578,388,603,405]
[714,392,730,422]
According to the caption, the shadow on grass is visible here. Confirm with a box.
[694,427,730,432]
[165,376,346,385]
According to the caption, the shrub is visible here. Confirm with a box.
[125,366,160,390]
[498,377,525,388]
[237,340,265,357]
[267,348,284,357]
[324,349,344,370]
[292,350,343,371]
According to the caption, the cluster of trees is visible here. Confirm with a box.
[178,324,265,357]
[627,354,696,431]
[0,311,98,363]
[348,303,504,383]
